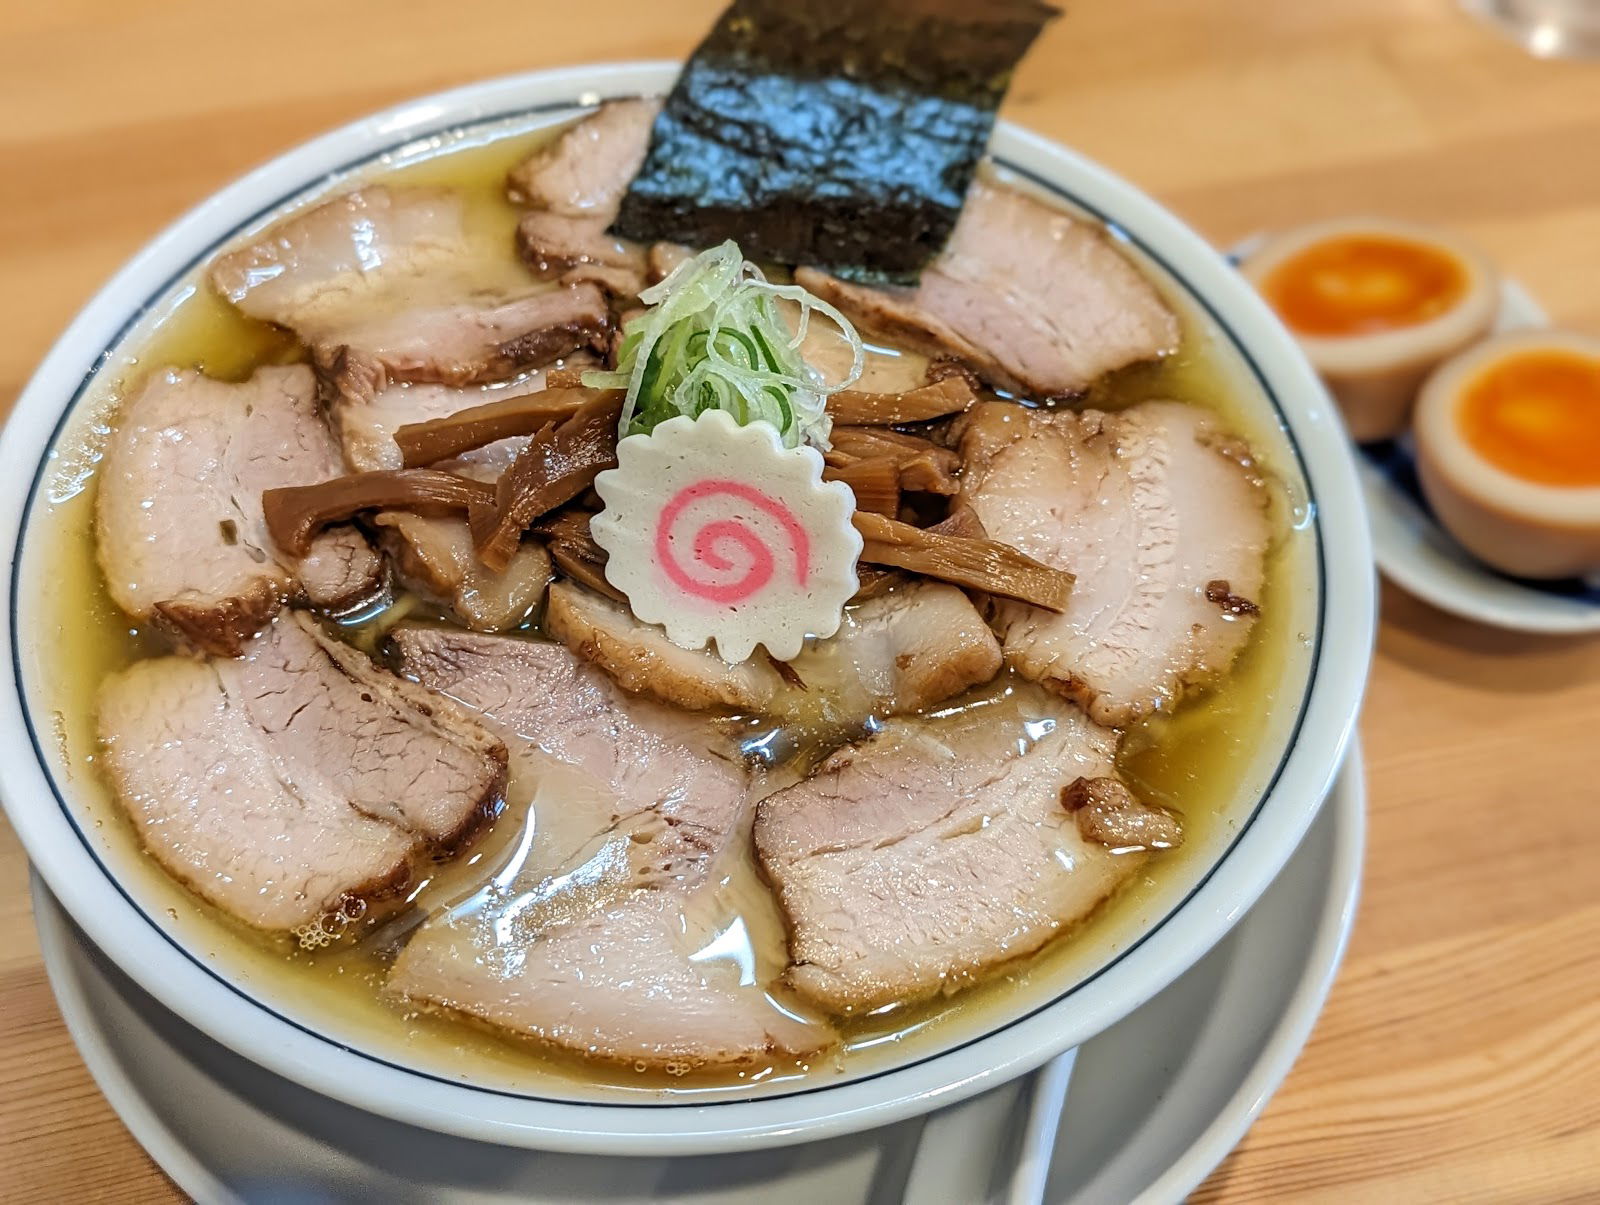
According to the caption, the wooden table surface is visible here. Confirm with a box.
[2,1,1597,1201]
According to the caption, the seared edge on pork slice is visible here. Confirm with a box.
[796,176,1178,398]
[97,614,507,933]
[960,400,1270,726]
[96,365,382,656]
[387,628,834,1068]
[754,692,1139,1014]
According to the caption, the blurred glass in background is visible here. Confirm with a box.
[1461,0,1600,56]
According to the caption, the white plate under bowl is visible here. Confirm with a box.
[1030,741,1363,1203]
[31,751,1364,1204]
[0,62,1373,1153]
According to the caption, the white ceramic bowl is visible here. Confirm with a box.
[0,63,1374,1155]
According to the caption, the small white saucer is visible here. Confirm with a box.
[1356,280,1600,634]
[1231,233,1599,635]
[32,751,1363,1205]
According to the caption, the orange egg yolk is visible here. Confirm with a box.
[1457,349,1600,488]
[1263,235,1469,337]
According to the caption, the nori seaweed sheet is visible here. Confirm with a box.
[611,0,1059,284]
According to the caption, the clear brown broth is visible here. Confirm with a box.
[24,118,1315,1098]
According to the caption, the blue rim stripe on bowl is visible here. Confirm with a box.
[9,99,1327,1108]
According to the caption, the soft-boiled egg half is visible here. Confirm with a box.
[1414,329,1600,580]
[1241,218,1500,441]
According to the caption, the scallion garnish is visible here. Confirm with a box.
[582,240,864,449]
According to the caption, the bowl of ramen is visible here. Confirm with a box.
[0,46,1372,1155]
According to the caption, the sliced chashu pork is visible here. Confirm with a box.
[516,211,648,298]
[543,580,787,713]
[388,628,830,1068]
[209,186,610,403]
[97,614,507,933]
[334,377,546,477]
[507,99,661,214]
[754,689,1142,1013]
[788,300,929,395]
[312,282,609,404]
[211,186,467,325]
[339,379,553,631]
[1062,776,1184,850]
[960,400,1270,726]
[371,513,550,633]
[396,890,821,1072]
[646,241,692,284]
[508,100,661,297]
[391,627,743,889]
[797,580,1002,721]
[97,365,382,655]
[544,579,1000,722]
[795,176,1178,398]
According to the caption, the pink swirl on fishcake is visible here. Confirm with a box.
[655,479,811,606]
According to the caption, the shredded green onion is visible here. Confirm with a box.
[582,240,864,449]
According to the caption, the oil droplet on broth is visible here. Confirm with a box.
[25,117,1311,1098]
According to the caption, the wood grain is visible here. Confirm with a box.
[2,2,1598,1201]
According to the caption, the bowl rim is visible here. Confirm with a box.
[0,61,1374,1155]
